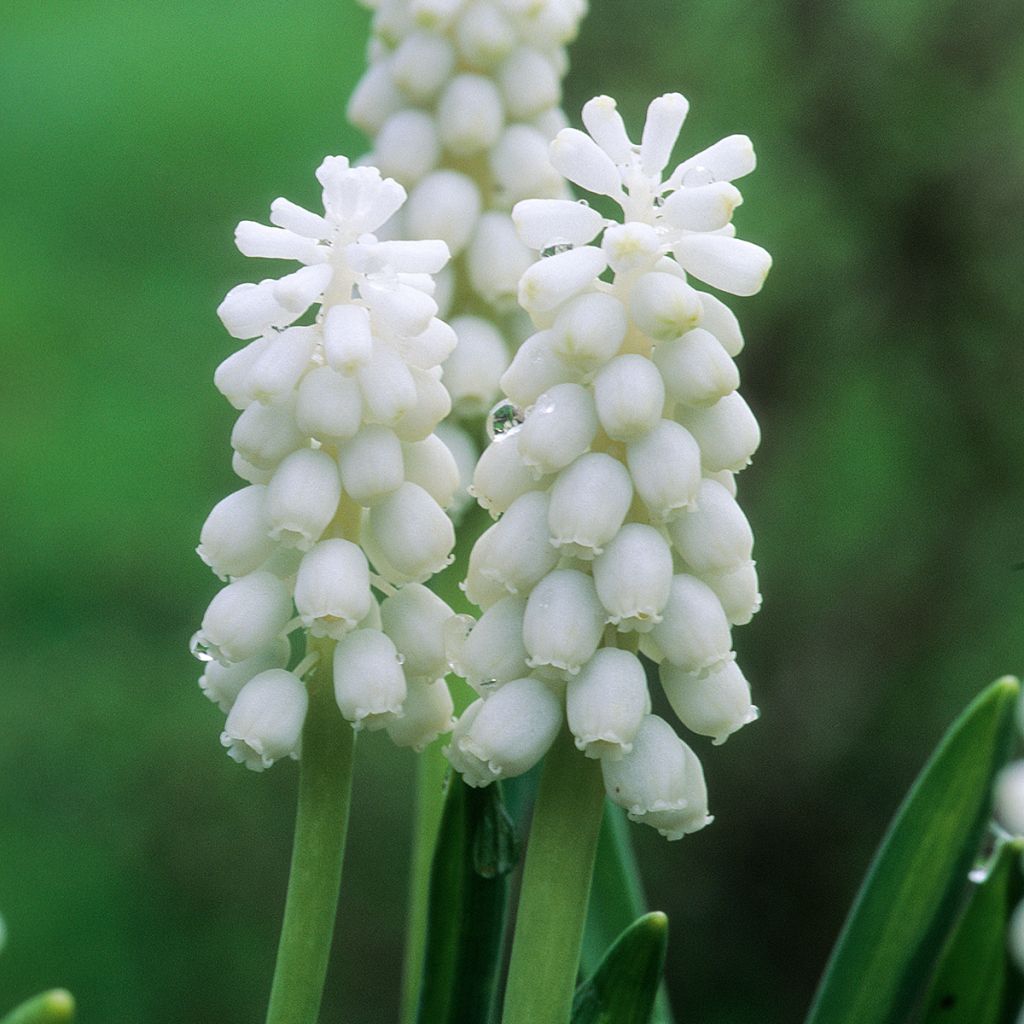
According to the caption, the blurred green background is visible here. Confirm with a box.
[3,0,1024,1020]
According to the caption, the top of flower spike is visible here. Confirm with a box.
[514,93,772,298]
[217,156,450,340]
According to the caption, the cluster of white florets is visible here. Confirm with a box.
[445,94,771,839]
[350,0,588,505]
[191,157,462,770]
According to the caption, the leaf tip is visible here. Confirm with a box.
[43,990,75,1021]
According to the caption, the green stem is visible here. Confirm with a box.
[265,646,355,1024]
[502,728,607,1024]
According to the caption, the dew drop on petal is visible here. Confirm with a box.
[190,632,215,662]
[486,400,525,440]
[682,164,716,188]
[540,240,574,259]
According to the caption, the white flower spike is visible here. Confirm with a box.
[447,93,770,839]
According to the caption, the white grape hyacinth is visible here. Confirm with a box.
[446,93,770,839]
[192,156,462,769]
[350,0,588,517]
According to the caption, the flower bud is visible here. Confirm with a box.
[357,343,419,425]
[266,448,342,550]
[669,133,756,186]
[197,485,276,580]
[602,223,662,275]
[375,110,441,185]
[473,491,559,596]
[467,212,534,308]
[453,595,530,693]
[347,61,404,134]
[391,31,456,102]
[550,291,629,371]
[499,330,580,407]
[497,45,560,119]
[392,365,452,442]
[630,271,702,342]
[601,714,712,839]
[513,198,605,252]
[592,523,673,631]
[195,571,293,665]
[448,677,563,786]
[661,181,742,233]
[649,574,732,674]
[517,382,598,477]
[215,336,271,409]
[380,583,454,683]
[652,328,739,408]
[333,628,407,730]
[200,637,291,713]
[491,125,565,203]
[995,762,1024,837]
[662,660,758,745]
[470,433,547,517]
[294,539,372,639]
[232,452,273,485]
[667,478,753,572]
[673,234,771,297]
[323,304,373,375]
[455,1,516,68]
[386,678,455,751]
[676,392,760,473]
[700,563,761,626]
[625,420,701,521]
[402,434,461,509]
[337,424,405,507]
[294,366,363,444]
[443,316,509,416]
[547,452,633,558]
[404,317,459,370]
[437,73,505,156]
[221,669,308,771]
[231,400,305,471]
[247,326,318,404]
[694,290,744,356]
[567,648,649,759]
[523,568,605,675]
[365,482,455,584]
[549,127,623,199]
[593,354,666,441]
[518,245,608,315]
[406,171,483,256]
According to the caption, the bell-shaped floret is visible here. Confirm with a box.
[392,366,452,443]
[333,628,407,730]
[662,660,758,745]
[266,448,342,550]
[294,539,372,639]
[471,490,559,597]
[517,382,598,477]
[323,304,373,375]
[491,123,565,205]
[676,392,761,473]
[625,420,701,521]
[198,485,276,580]
[694,291,744,356]
[347,61,405,135]
[246,326,318,404]
[443,316,510,416]
[653,328,739,408]
[995,762,1024,837]
[470,434,546,517]
[221,669,308,771]
[467,212,534,309]
[406,171,482,255]
[295,366,363,444]
[356,343,419,425]
[403,317,459,370]
[630,271,703,343]
[402,435,461,509]
[601,714,712,839]
[497,45,560,119]
[701,562,761,626]
[452,595,531,693]
[380,583,454,683]
[567,648,649,759]
[593,355,666,442]
[231,400,305,471]
[667,478,754,572]
[499,330,581,407]
[200,637,291,713]
[215,336,271,410]
[386,678,455,751]
[374,110,441,185]
[447,677,563,787]
[649,574,732,675]
[195,571,293,665]
[522,568,605,676]
[437,73,505,156]
[339,425,405,506]
[365,482,455,584]
[547,452,633,559]
[592,523,674,632]
[455,1,517,69]
[391,30,456,102]
[550,291,628,371]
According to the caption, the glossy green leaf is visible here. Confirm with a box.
[805,676,1021,1024]
[415,777,517,1024]
[572,913,669,1024]
[920,837,1024,1024]
[583,801,675,1023]
[0,990,75,1024]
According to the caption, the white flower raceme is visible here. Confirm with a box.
[193,157,461,769]
[446,93,769,839]
[350,0,589,515]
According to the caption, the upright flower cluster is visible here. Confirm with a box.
[446,94,771,839]
[192,157,461,769]
[349,0,588,504]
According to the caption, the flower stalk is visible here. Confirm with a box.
[265,639,355,1024]
[501,726,606,1024]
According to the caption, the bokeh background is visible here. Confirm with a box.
[3,0,1024,1020]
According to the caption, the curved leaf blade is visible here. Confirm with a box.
[805,676,1021,1024]
[0,990,75,1024]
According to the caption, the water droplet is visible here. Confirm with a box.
[443,613,476,668]
[190,631,215,662]
[486,400,525,440]
[396,652,406,666]
[480,678,500,690]
[968,866,989,884]
[653,195,666,208]
[540,240,574,258]
[576,199,590,208]
[682,164,716,188]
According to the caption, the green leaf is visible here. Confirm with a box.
[0,990,75,1024]
[583,803,676,1024]
[415,777,517,1024]
[572,913,669,1024]
[805,676,1021,1024]
[920,836,1024,1024]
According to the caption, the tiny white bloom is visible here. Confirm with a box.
[333,629,408,731]
[221,669,308,771]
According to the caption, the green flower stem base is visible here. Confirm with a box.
[265,643,355,1024]
[502,727,607,1024]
